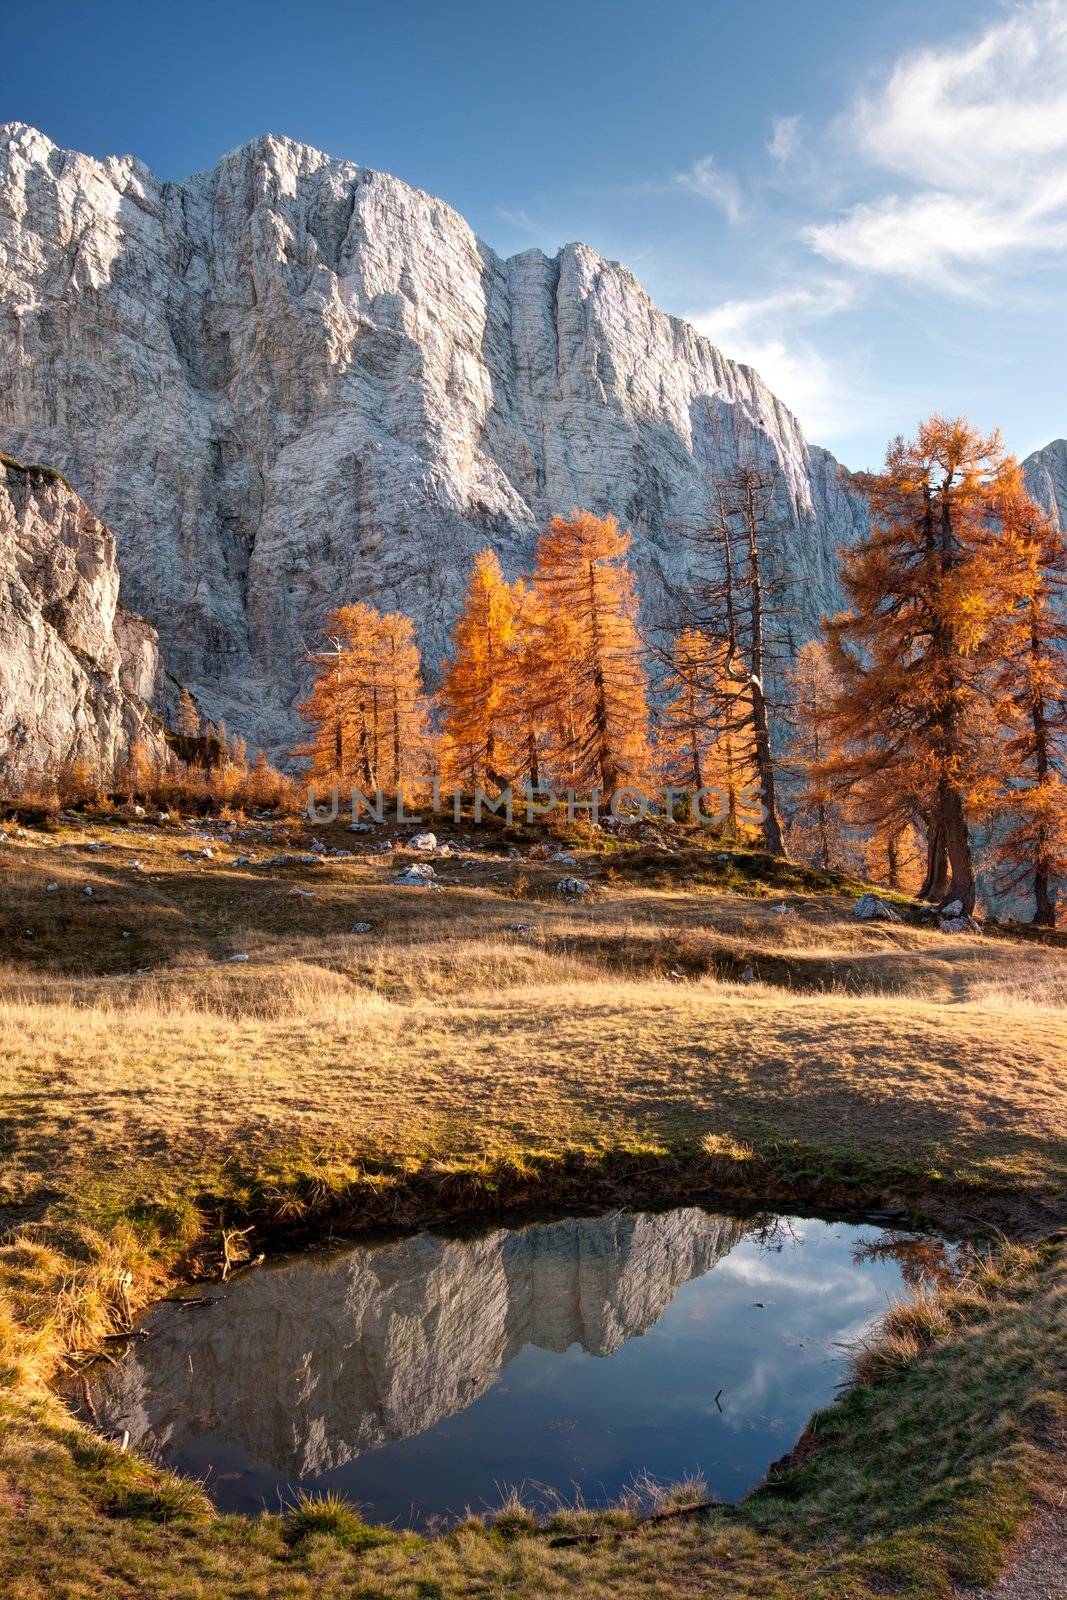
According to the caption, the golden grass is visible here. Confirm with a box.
[0,815,1065,1597]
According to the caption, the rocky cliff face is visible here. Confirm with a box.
[1023,439,1067,530]
[90,1208,746,1479]
[0,124,868,755]
[0,456,167,787]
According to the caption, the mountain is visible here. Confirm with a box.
[0,455,168,787]
[0,124,867,756]
[1022,439,1067,530]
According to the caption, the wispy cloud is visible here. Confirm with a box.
[687,281,868,439]
[768,114,801,165]
[805,0,1067,289]
[673,155,744,224]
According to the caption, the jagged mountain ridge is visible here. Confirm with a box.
[1022,439,1067,530]
[0,123,867,755]
[0,455,168,785]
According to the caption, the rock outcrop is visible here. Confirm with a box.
[1023,439,1067,530]
[89,1207,747,1479]
[0,123,868,755]
[0,455,167,787]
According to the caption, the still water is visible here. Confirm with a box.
[86,1208,942,1525]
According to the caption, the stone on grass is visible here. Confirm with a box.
[228,952,250,963]
[350,921,372,933]
[556,876,590,897]
[854,893,902,923]
[551,850,577,864]
[394,862,438,887]
[941,899,964,919]
[940,915,982,934]
[45,881,57,892]
[409,831,437,851]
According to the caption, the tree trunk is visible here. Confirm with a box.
[941,780,976,914]
[743,484,785,858]
[920,817,949,903]
[1033,869,1056,928]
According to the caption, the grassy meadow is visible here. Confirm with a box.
[0,805,1065,1597]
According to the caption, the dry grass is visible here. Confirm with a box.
[0,814,1065,1598]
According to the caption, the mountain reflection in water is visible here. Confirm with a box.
[86,1208,926,1523]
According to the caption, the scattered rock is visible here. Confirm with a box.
[409,831,437,851]
[349,921,372,933]
[394,862,438,887]
[508,922,533,933]
[941,899,964,919]
[83,885,93,897]
[939,915,983,934]
[740,964,757,984]
[348,822,373,834]
[45,881,57,892]
[127,859,144,871]
[551,851,577,864]
[854,893,902,923]
[556,876,590,897]
[120,930,131,938]
[309,838,326,853]
[770,903,796,916]
[227,953,250,963]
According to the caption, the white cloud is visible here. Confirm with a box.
[806,0,1067,288]
[673,155,744,224]
[768,115,801,165]
[688,282,863,439]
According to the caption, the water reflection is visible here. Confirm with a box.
[86,1208,927,1523]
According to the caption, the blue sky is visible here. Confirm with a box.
[2,0,1064,468]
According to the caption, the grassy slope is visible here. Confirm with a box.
[1,812,1066,1597]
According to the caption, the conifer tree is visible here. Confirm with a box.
[786,638,850,870]
[175,687,200,738]
[299,603,432,796]
[989,475,1067,924]
[823,417,1028,915]
[439,549,522,790]
[679,465,790,855]
[531,510,650,799]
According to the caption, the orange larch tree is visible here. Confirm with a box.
[532,510,650,800]
[298,602,432,796]
[823,417,1028,915]
[439,549,522,791]
[785,638,853,871]
[989,475,1067,925]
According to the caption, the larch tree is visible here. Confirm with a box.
[679,465,790,856]
[786,638,851,870]
[532,510,650,800]
[377,610,433,797]
[298,603,432,796]
[823,417,1028,915]
[439,549,522,791]
[989,475,1067,925]
[657,628,718,796]
[174,687,201,738]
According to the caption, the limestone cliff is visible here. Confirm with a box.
[1023,439,1067,530]
[0,123,867,755]
[0,455,167,787]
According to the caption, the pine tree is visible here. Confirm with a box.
[439,550,522,790]
[823,417,1028,915]
[531,510,650,800]
[657,629,717,796]
[989,474,1067,925]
